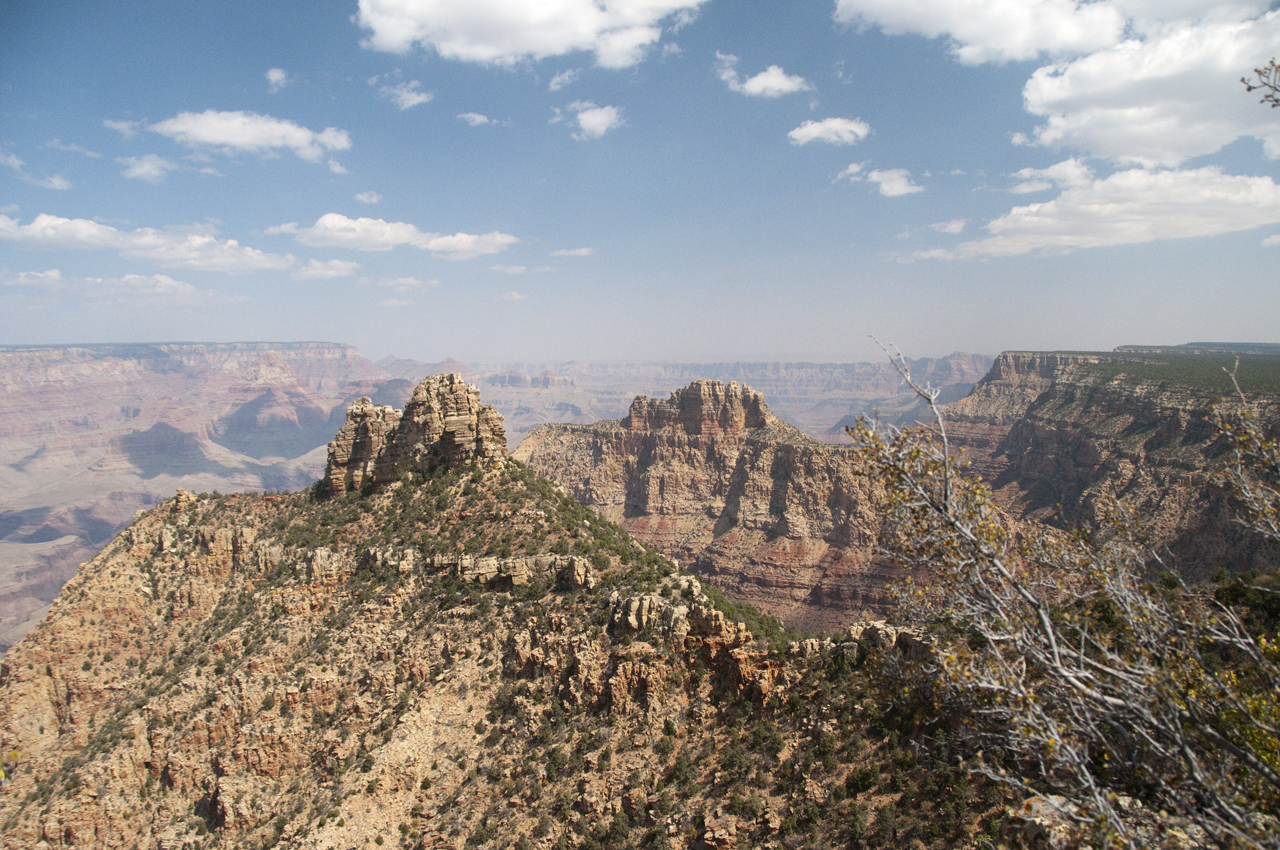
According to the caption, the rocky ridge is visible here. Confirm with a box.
[944,349,1280,580]
[0,374,1005,849]
[514,381,895,633]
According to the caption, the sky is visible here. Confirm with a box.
[2,0,1279,364]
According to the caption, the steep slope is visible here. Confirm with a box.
[514,381,895,633]
[0,375,1004,850]
[0,343,408,652]
[945,349,1280,581]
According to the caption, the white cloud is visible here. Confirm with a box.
[1023,13,1280,167]
[381,80,434,109]
[549,69,580,91]
[714,52,811,97]
[1009,158,1093,193]
[836,162,867,182]
[355,191,383,204]
[788,117,870,146]
[491,264,528,273]
[149,110,352,163]
[117,154,179,183]
[920,164,1280,258]
[103,119,141,138]
[458,112,493,126]
[47,139,100,158]
[833,0,1125,64]
[567,101,623,140]
[1,268,218,302]
[361,275,438,291]
[1263,234,1280,246]
[868,169,924,196]
[266,68,291,93]
[378,298,412,307]
[283,213,519,260]
[931,219,967,233]
[1,151,71,190]
[291,259,362,280]
[328,159,348,174]
[355,0,705,68]
[501,290,528,301]
[0,213,296,273]
[551,246,593,256]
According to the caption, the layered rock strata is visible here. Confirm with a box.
[515,380,894,633]
[326,373,507,494]
[944,350,1280,580]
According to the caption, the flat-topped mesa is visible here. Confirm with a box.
[325,373,506,495]
[622,379,777,435]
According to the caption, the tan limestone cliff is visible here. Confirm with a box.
[514,381,895,633]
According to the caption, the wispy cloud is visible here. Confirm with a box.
[1,268,224,302]
[458,113,493,127]
[354,191,382,204]
[380,80,433,110]
[117,154,179,184]
[103,119,141,138]
[551,247,593,256]
[930,219,966,234]
[1,151,71,190]
[47,139,100,158]
[291,259,361,280]
[278,213,519,260]
[501,291,528,301]
[549,69,580,91]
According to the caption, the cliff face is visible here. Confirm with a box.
[0,374,968,850]
[515,381,894,633]
[0,342,408,653]
[945,351,1280,581]
[325,374,507,495]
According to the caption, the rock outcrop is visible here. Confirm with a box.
[326,373,507,494]
[515,381,895,633]
[945,350,1280,581]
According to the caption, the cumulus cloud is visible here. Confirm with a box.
[1,268,220,302]
[47,139,100,158]
[458,112,493,126]
[1,151,71,190]
[869,169,923,196]
[1009,158,1093,193]
[328,159,348,174]
[931,219,967,233]
[1022,13,1280,166]
[919,163,1280,258]
[1264,234,1280,246]
[833,0,1125,64]
[355,191,383,204]
[291,259,361,280]
[567,101,623,140]
[117,154,179,184]
[551,247,593,256]
[549,69,580,91]
[380,80,434,109]
[266,68,291,92]
[149,110,352,163]
[836,162,867,182]
[0,213,296,273]
[355,0,705,68]
[788,117,870,146]
[279,213,519,260]
[714,52,811,97]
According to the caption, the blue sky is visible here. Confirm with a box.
[2,0,1279,363]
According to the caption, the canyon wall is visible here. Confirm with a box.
[515,380,896,633]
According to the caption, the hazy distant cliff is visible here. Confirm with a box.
[945,349,1280,580]
[516,380,895,632]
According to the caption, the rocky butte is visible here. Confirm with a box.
[514,380,896,633]
[0,373,1011,850]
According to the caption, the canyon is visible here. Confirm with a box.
[0,345,988,652]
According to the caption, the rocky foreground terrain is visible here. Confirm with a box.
[0,375,1007,850]
[514,381,895,634]
[945,347,1280,582]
